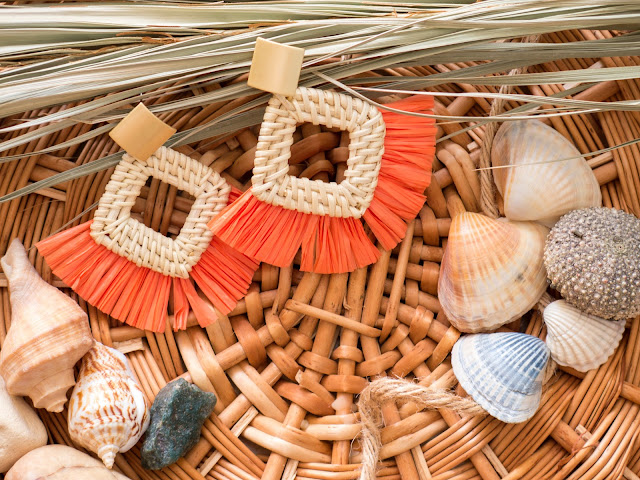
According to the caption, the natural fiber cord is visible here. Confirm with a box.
[357,377,486,480]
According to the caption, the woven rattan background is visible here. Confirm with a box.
[2,29,640,480]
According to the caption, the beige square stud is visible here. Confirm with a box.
[248,38,305,97]
[109,103,176,161]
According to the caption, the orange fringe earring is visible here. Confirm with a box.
[37,105,259,332]
[209,41,436,273]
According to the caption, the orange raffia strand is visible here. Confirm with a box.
[36,215,259,333]
[209,94,436,273]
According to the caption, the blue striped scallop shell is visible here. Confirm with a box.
[452,332,550,423]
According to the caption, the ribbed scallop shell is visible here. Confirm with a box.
[492,120,601,227]
[452,332,550,423]
[543,300,625,372]
[0,239,94,412]
[438,212,548,333]
[68,342,149,468]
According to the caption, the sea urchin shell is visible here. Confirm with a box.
[544,207,640,320]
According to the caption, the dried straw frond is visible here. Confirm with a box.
[3,0,640,202]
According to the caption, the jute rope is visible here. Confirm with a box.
[357,360,558,480]
[479,35,541,218]
[91,146,231,278]
[252,87,385,218]
[357,377,487,480]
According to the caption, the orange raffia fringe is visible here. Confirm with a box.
[209,95,436,274]
[36,190,259,333]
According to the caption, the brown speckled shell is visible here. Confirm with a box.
[438,212,549,333]
[68,342,149,468]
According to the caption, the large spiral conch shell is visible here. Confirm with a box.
[438,212,548,332]
[68,342,149,468]
[543,300,626,372]
[0,239,94,412]
[492,120,601,227]
[452,332,550,423]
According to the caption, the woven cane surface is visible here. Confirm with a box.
[2,29,640,480]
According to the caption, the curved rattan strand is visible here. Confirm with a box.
[3,29,640,480]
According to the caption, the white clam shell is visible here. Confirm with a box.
[68,343,149,468]
[438,212,548,332]
[492,120,601,227]
[543,300,625,372]
[452,332,550,423]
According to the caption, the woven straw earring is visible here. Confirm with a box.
[209,39,437,273]
[37,104,259,332]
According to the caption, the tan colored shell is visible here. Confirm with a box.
[68,342,149,468]
[6,445,131,480]
[0,376,48,473]
[492,120,601,227]
[438,212,549,333]
[543,300,626,372]
[0,239,94,412]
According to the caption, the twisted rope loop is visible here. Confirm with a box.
[91,146,231,278]
[252,87,386,218]
[357,377,486,480]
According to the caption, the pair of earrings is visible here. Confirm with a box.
[37,39,436,332]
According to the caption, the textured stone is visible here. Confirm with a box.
[544,207,640,319]
[141,379,216,470]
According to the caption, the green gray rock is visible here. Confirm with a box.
[141,378,216,470]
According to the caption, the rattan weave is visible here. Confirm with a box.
[2,28,640,480]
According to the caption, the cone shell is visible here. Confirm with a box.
[543,300,625,372]
[0,239,94,412]
[68,342,149,468]
[492,120,601,227]
[438,212,548,333]
[452,332,550,423]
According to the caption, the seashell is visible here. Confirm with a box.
[0,376,48,473]
[0,239,94,412]
[6,445,132,480]
[543,300,626,372]
[545,207,640,320]
[68,342,149,468]
[492,120,601,227]
[438,212,548,333]
[452,332,550,423]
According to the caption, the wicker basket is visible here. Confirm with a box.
[2,28,640,480]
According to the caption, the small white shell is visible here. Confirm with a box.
[492,120,601,227]
[452,332,550,423]
[438,212,548,332]
[543,300,625,372]
[68,343,149,468]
